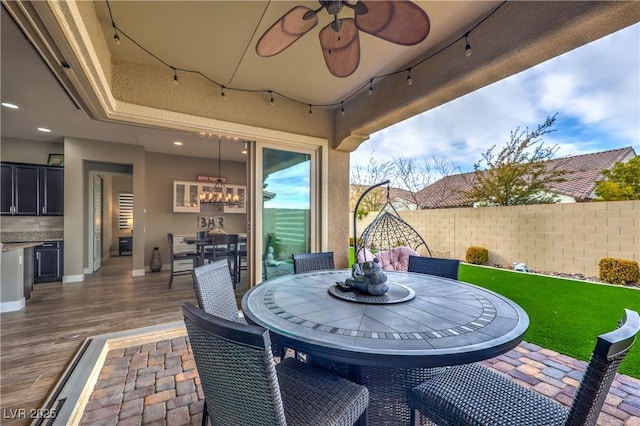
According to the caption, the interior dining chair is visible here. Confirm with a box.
[181,302,369,426]
[408,308,640,426]
[204,234,239,287]
[407,255,460,280]
[292,251,335,274]
[167,233,198,289]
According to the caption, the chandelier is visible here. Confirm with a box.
[199,138,240,206]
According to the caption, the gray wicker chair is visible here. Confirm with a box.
[181,302,369,426]
[192,259,287,361]
[407,255,460,280]
[408,308,640,426]
[192,260,241,322]
[292,251,335,274]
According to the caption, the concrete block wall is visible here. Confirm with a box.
[352,200,639,277]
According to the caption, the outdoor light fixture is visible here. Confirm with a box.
[199,138,240,206]
[464,33,472,57]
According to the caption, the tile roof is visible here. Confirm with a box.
[410,147,636,208]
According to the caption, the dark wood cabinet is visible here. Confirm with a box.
[1,162,63,216]
[119,236,133,256]
[40,166,64,215]
[34,241,63,283]
[1,163,39,215]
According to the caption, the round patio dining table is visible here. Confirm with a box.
[241,269,529,425]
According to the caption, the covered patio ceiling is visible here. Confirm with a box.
[2,1,639,158]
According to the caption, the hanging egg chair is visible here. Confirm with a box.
[353,180,432,259]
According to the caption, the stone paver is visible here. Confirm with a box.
[80,336,640,425]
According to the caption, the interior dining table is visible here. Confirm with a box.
[183,233,247,268]
[241,269,529,426]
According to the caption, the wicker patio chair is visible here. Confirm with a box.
[407,255,460,280]
[192,260,286,358]
[181,302,369,426]
[408,308,640,426]
[292,251,335,274]
[192,260,242,322]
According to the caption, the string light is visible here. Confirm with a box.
[464,32,472,57]
[105,0,505,116]
[109,4,120,45]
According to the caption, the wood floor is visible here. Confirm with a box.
[0,256,239,425]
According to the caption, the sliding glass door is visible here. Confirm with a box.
[248,141,322,284]
[261,148,311,279]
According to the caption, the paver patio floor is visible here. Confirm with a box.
[80,335,640,426]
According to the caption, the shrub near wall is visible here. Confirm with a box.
[599,258,640,285]
[466,246,489,265]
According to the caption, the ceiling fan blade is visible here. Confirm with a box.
[319,18,360,78]
[355,0,430,46]
[256,6,318,57]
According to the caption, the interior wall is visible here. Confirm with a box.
[144,151,247,269]
[0,137,63,163]
[65,137,145,279]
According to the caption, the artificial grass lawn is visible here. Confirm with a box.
[459,263,640,379]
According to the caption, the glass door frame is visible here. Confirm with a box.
[247,137,328,286]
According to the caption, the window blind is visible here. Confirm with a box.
[118,192,133,229]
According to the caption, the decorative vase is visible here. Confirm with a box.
[150,247,162,272]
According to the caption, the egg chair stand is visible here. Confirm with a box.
[353,180,432,259]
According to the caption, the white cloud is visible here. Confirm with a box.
[352,23,640,174]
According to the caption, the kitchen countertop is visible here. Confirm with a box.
[1,231,64,252]
[1,242,44,252]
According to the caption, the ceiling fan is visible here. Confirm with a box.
[256,1,430,78]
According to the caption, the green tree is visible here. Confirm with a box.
[594,156,640,200]
[463,114,570,206]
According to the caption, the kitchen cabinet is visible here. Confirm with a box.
[1,163,63,216]
[39,166,64,215]
[119,236,133,256]
[173,180,200,212]
[1,163,39,215]
[34,241,63,283]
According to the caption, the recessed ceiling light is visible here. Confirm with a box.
[173,141,183,146]
[37,127,52,133]
[1,102,19,109]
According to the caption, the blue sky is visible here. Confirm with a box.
[351,23,640,175]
